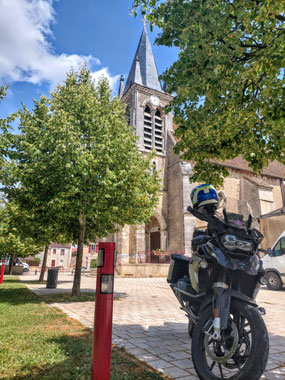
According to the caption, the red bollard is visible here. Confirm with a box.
[0,260,5,284]
[91,242,115,380]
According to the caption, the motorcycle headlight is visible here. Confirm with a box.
[221,234,253,252]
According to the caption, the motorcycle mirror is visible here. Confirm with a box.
[222,208,228,224]
[247,214,252,230]
[187,206,211,222]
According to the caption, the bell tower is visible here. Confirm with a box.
[113,21,193,272]
[118,22,173,156]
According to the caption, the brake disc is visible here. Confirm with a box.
[224,333,251,369]
[204,320,239,364]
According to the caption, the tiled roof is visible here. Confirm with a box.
[170,130,285,179]
[221,157,285,179]
[244,176,272,189]
[50,243,72,248]
[123,22,163,95]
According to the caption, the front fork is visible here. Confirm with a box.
[211,270,231,341]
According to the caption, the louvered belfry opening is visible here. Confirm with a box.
[143,105,152,151]
[154,109,163,153]
[143,106,164,153]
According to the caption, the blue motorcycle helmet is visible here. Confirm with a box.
[190,184,219,210]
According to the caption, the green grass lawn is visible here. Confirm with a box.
[0,277,165,380]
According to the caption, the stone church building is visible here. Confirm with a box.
[106,24,285,277]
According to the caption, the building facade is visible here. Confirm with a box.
[39,243,73,270]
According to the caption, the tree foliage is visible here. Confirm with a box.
[4,67,160,295]
[0,86,6,101]
[132,0,285,185]
[0,202,42,273]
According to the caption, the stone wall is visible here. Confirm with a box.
[259,215,285,249]
[166,134,184,252]
[117,263,170,278]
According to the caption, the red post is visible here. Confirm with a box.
[91,242,115,380]
[0,260,5,284]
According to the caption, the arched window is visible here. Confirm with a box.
[143,105,164,153]
[143,105,152,151]
[125,106,130,125]
[152,160,157,175]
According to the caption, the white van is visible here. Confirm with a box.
[262,231,285,290]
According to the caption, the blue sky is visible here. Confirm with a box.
[0,0,178,119]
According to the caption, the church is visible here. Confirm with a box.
[104,24,285,277]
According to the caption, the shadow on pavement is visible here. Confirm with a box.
[111,321,285,380]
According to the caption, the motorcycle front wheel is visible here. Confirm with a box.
[192,300,269,380]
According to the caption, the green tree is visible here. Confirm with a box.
[1,92,72,282]
[0,202,42,274]
[132,0,285,185]
[0,86,6,101]
[5,67,160,295]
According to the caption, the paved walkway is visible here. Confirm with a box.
[21,273,285,379]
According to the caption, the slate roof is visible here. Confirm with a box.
[123,22,163,95]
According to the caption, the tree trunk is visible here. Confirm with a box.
[71,212,86,296]
[39,244,49,282]
[9,253,15,275]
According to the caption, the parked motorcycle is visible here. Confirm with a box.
[167,201,269,380]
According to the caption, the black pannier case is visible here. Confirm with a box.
[167,253,191,284]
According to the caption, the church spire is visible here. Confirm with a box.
[123,22,163,95]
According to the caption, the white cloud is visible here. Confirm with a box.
[0,0,119,89]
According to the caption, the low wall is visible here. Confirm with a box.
[117,263,169,278]
[259,215,285,249]
[4,266,24,275]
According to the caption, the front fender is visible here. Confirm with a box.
[199,288,257,330]
[200,289,257,312]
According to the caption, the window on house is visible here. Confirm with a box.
[90,244,96,252]
[59,259,64,267]
[53,248,56,255]
[60,249,65,256]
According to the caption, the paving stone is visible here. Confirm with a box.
[135,353,160,363]
[133,342,151,349]
[146,347,171,355]
[168,351,190,360]
[158,353,176,362]
[146,339,165,348]
[263,369,285,380]
[127,347,147,355]
[171,358,194,370]
[162,366,191,378]
[147,359,173,370]
[124,342,136,349]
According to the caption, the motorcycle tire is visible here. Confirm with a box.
[191,300,269,380]
[188,319,195,338]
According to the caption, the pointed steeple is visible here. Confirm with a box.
[123,22,163,95]
[118,75,125,98]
